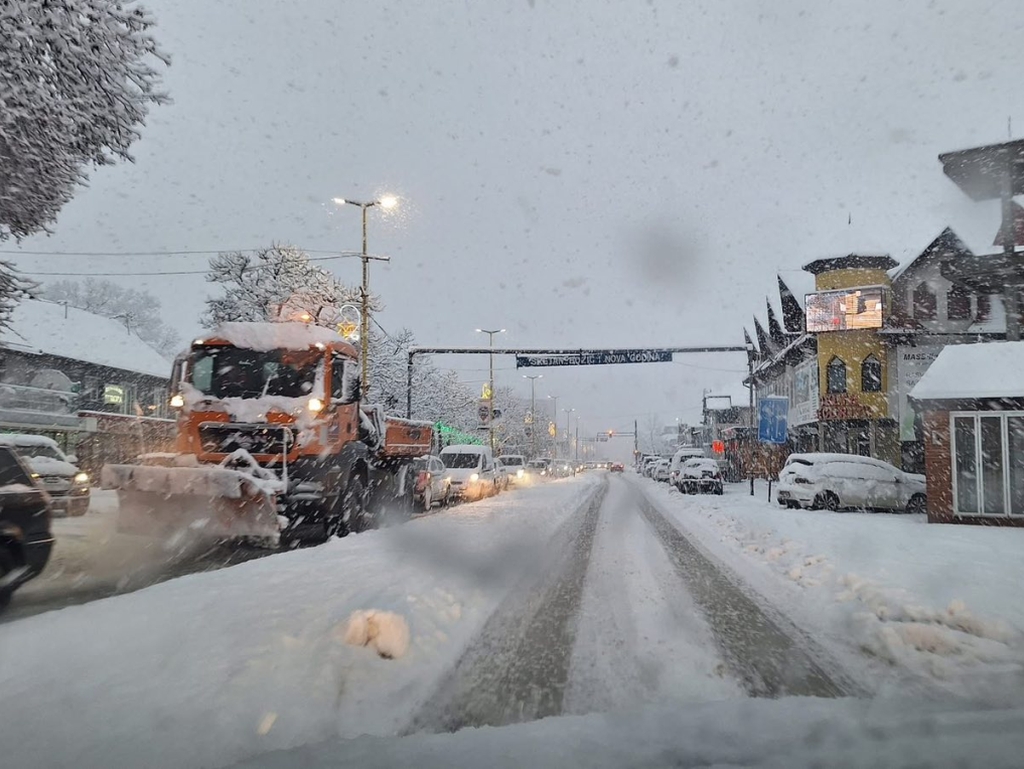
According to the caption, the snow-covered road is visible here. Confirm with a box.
[4,471,1024,769]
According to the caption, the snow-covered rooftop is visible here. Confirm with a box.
[911,341,1024,401]
[2,299,171,379]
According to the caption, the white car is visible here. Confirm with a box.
[494,458,510,491]
[439,444,499,500]
[776,453,927,513]
[668,447,705,487]
[651,458,671,482]
[0,434,90,516]
[500,454,527,485]
[678,457,724,495]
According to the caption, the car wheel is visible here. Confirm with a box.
[816,491,840,511]
[906,493,927,515]
[714,486,724,496]
[422,486,432,513]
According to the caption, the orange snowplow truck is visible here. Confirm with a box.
[102,322,433,546]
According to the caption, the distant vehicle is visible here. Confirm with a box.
[494,458,511,491]
[610,462,624,473]
[652,458,671,482]
[776,453,927,513]
[678,457,724,495]
[528,456,552,481]
[410,455,451,512]
[440,444,499,500]
[500,454,527,484]
[668,447,705,487]
[0,434,90,517]
[0,445,54,610]
[550,460,574,478]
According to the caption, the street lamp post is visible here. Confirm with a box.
[333,195,398,392]
[547,394,558,457]
[476,328,505,452]
[563,408,575,462]
[523,374,542,459]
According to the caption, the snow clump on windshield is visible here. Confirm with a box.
[340,609,411,659]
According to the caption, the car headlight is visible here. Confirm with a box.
[74,472,90,484]
[470,473,479,482]
[517,469,524,478]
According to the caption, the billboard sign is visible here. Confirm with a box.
[758,396,789,445]
[896,345,943,441]
[790,358,819,427]
[805,286,884,333]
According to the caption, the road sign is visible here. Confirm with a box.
[516,349,674,368]
[548,422,557,437]
[758,396,789,445]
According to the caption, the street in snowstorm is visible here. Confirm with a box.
[7,2,1024,768]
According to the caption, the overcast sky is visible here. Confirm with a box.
[6,0,1023,446]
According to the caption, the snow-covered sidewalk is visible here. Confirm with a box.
[641,477,1024,699]
[0,477,599,769]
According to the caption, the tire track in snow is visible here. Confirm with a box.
[406,477,607,733]
[632,481,851,698]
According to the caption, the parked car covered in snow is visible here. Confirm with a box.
[776,453,927,513]
[0,434,90,516]
[668,447,706,487]
[677,457,724,495]
[0,445,54,610]
[651,458,671,482]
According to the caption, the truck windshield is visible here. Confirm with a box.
[187,347,320,399]
[443,453,482,469]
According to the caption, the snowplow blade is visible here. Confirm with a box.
[102,464,280,542]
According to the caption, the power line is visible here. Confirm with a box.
[0,247,355,257]
[22,252,376,278]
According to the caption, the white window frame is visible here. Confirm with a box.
[949,410,1024,517]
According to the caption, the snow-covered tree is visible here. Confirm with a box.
[44,277,178,355]
[0,260,37,332]
[203,244,368,328]
[0,1,170,240]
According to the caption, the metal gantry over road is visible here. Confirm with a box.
[405,344,749,418]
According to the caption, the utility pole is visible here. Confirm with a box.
[747,349,756,497]
[523,374,542,459]
[548,395,558,456]
[333,195,397,392]
[563,407,575,460]
[574,417,580,464]
[634,419,639,467]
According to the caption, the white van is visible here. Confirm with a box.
[440,444,498,500]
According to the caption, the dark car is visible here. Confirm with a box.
[0,445,55,610]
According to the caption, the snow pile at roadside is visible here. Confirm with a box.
[0,477,600,769]
[231,696,1024,769]
[647,480,1024,698]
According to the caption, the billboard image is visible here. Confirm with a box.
[805,287,884,333]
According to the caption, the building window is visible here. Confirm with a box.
[977,293,991,322]
[947,284,972,320]
[861,355,882,392]
[912,282,937,320]
[951,412,1024,517]
[826,356,847,394]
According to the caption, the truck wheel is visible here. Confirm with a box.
[0,546,17,610]
[422,486,432,513]
[344,474,371,534]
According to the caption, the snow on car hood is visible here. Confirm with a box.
[25,455,78,477]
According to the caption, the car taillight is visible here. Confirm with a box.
[417,470,430,489]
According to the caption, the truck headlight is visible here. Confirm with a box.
[470,473,479,482]
[516,469,524,478]
[169,393,185,409]
[307,397,324,412]
[74,472,89,484]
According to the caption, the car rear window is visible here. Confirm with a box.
[442,453,482,469]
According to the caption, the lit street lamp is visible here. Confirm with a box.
[476,328,505,451]
[333,195,399,392]
[523,374,542,458]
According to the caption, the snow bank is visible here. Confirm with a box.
[646,479,1024,698]
[341,610,410,659]
[0,476,601,769]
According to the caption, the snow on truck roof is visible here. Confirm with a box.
[911,341,1024,401]
[3,298,171,379]
[206,322,351,352]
